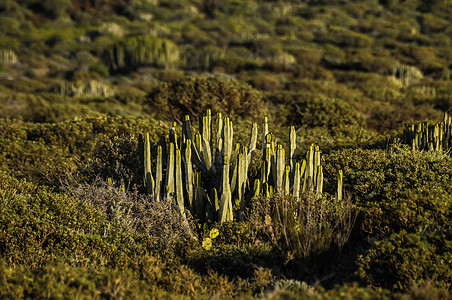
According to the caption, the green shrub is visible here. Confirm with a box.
[319,28,374,48]
[324,146,452,237]
[216,54,260,73]
[0,259,159,299]
[181,45,224,70]
[286,97,366,129]
[316,283,392,300]
[248,72,283,92]
[0,172,140,268]
[402,281,452,300]
[146,76,266,121]
[358,226,452,291]
[0,116,165,184]
[42,0,72,19]
[263,281,392,299]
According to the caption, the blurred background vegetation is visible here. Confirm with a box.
[1,0,452,298]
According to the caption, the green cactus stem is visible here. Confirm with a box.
[142,133,155,195]
[166,142,175,198]
[219,155,233,223]
[155,145,163,201]
[175,149,185,217]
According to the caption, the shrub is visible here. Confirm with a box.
[402,281,452,300]
[181,45,224,70]
[252,192,356,259]
[42,0,72,19]
[146,76,266,121]
[320,28,374,48]
[249,72,283,92]
[323,146,452,237]
[0,260,152,299]
[0,116,165,185]
[63,178,197,257]
[357,226,452,291]
[263,281,392,299]
[286,97,366,129]
[0,172,141,268]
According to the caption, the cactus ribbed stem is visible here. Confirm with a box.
[166,142,175,198]
[184,140,193,209]
[175,149,185,217]
[143,133,155,196]
[219,155,233,223]
[155,145,163,201]
[336,169,343,202]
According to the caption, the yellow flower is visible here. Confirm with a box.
[202,238,212,250]
[209,228,219,239]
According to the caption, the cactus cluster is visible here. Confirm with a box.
[403,112,452,151]
[139,110,343,223]
[0,49,18,64]
[391,64,423,87]
[104,36,179,71]
[57,80,116,98]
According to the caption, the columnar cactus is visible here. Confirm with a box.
[155,145,163,201]
[404,113,451,151]
[141,133,155,196]
[139,110,343,223]
[336,169,343,202]
[219,155,233,222]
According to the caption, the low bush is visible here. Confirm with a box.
[286,96,366,129]
[0,172,139,268]
[357,226,452,291]
[146,75,267,121]
[324,145,452,237]
[262,281,392,299]
[63,178,197,258]
[0,260,151,299]
[0,116,165,185]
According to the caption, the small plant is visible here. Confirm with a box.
[252,192,356,259]
[202,228,220,250]
[357,226,452,291]
[63,177,197,255]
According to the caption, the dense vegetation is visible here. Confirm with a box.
[1,0,452,298]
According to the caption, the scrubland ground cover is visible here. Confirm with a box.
[1,0,452,298]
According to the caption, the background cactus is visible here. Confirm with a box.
[403,112,451,151]
[104,36,179,71]
[56,80,116,98]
